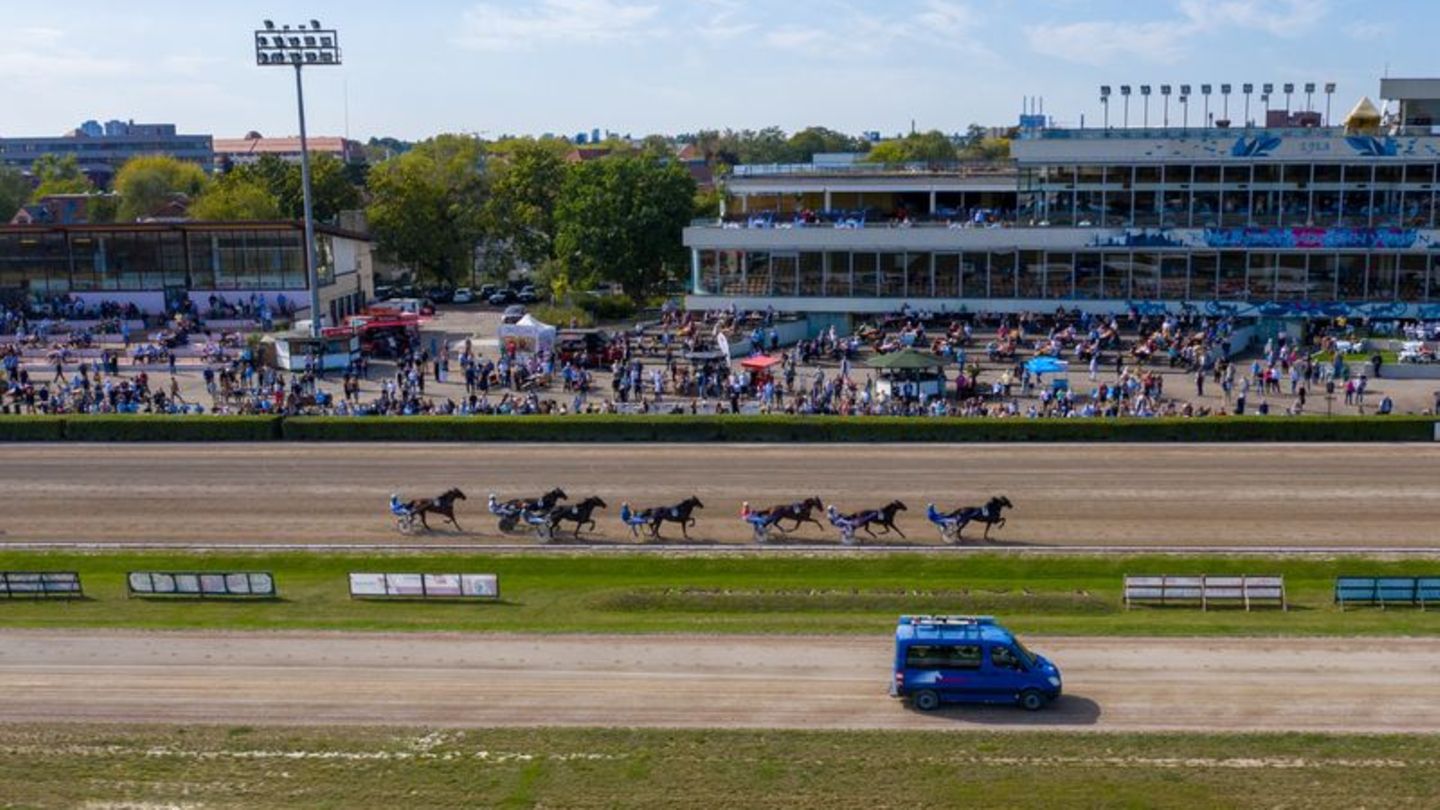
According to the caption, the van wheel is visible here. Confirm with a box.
[1018,690,1046,711]
[913,690,941,712]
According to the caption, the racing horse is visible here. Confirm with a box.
[548,496,608,540]
[645,496,704,541]
[826,500,908,544]
[407,488,467,532]
[757,496,825,534]
[937,495,1014,542]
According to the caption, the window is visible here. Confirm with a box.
[1189,252,1218,300]
[853,253,878,297]
[961,253,987,298]
[933,253,960,298]
[988,252,1016,298]
[771,253,798,297]
[879,252,905,298]
[824,252,851,297]
[905,253,931,298]
[905,644,981,670]
[798,252,824,296]
[990,645,1024,671]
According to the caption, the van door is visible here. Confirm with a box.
[904,644,985,702]
[984,645,1031,704]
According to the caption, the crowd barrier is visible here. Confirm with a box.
[127,571,277,598]
[1,414,1436,444]
[348,573,500,600]
[0,571,83,599]
[1335,576,1440,609]
[1123,574,1287,611]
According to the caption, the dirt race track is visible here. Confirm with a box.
[1,442,1438,549]
[3,630,1438,733]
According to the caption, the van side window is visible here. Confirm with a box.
[990,645,1023,670]
[905,644,981,669]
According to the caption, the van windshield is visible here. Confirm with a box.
[1013,639,1037,668]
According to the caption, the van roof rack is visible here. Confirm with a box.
[899,615,997,626]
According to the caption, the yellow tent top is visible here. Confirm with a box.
[1344,97,1383,133]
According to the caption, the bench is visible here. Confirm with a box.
[0,571,83,599]
[1124,574,1287,611]
[1335,576,1440,610]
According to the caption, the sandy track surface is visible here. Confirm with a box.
[1,442,1438,548]
[3,630,1438,732]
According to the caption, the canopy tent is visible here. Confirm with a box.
[866,348,945,371]
[1024,356,1069,375]
[740,354,783,371]
[497,314,557,357]
[1344,96,1382,134]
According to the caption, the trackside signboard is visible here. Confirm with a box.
[127,572,276,598]
[348,573,500,599]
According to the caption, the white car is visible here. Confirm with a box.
[452,288,475,304]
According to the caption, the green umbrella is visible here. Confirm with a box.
[866,349,946,370]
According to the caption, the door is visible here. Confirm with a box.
[983,645,1032,704]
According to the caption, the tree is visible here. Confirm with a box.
[786,126,867,162]
[31,155,95,198]
[365,134,489,286]
[554,155,695,300]
[0,167,30,222]
[863,130,958,164]
[190,174,282,221]
[484,139,567,273]
[230,153,362,223]
[112,155,208,221]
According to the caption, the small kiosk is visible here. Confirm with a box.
[868,349,947,399]
[270,330,361,372]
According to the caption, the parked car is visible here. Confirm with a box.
[452,287,475,304]
[487,288,516,306]
[373,284,396,301]
[516,286,541,304]
[502,304,527,324]
[426,285,454,304]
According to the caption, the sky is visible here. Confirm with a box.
[0,0,1430,142]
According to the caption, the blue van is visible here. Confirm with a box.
[891,615,1062,711]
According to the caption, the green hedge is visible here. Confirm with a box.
[0,414,1432,443]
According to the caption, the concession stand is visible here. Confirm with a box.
[868,349,946,399]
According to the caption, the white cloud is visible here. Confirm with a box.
[457,0,662,51]
[1028,0,1328,66]
[0,27,130,81]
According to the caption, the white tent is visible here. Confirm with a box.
[497,314,557,356]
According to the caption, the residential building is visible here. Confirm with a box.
[213,134,366,168]
[0,121,213,184]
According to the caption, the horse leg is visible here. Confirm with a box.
[805,517,824,533]
[983,522,993,541]
[863,523,879,539]
[890,521,907,539]
[418,511,433,531]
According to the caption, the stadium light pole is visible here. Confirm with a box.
[254,19,342,338]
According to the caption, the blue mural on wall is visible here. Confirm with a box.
[1345,136,1399,157]
[1202,227,1420,250]
[1230,135,1282,158]
[1202,300,1418,319]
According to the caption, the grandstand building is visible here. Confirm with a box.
[684,78,1440,324]
[0,222,373,323]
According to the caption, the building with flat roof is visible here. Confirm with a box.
[213,135,365,168]
[685,78,1440,322]
[0,120,213,184]
[0,221,372,323]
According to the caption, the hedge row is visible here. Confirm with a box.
[0,414,1433,442]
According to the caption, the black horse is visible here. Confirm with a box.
[844,500,908,539]
[409,488,467,532]
[548,496,608,540]
[647,496,704,541]
[760,496,825,534]
[943,495,1014,542]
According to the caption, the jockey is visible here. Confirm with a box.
[389,494,410,515]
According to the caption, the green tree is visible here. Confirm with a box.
[863,130,958,164]
[365,134,489,286]
[554,155,695,299]
[484,139,567,273]
[786,126,867,162]
[30,155,95,198]
[190,174,283,221]
[0,167,31,222]
[112,155,208,221]
[230,153,362,223]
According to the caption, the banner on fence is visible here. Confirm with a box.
[127,571,276,598]
[348,573,499,600]
[0,571,83,598]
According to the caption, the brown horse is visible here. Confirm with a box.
[409,488,467,531]
[830,500,908,539]
[760,496,825,534]
[548,496,608,540]
[647,496,704,541]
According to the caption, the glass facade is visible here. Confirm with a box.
[1018,162,1440,228]
[0,226,334,294]
[695,248,1440,303]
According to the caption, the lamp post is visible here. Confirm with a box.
[1141,85,1152,127]
[254,19,342,338]
[1120,85,1132,128]
[1100,85,1111,129]
[1324,82,1337,126]
[1180,84,1192,129]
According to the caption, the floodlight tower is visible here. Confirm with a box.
[1283,82,1295,118]
[1180,84,1192,128]
[1100,85,1111,129]
[1141,85,1152,127]
[1161,84,1172,127]
[1221,83,1232,124]
[1324,82,1337,125]
[1120,85,1132,128]
[1201,84,1212,127]
[1243,83,1254,126]
[1304,82,1316,113]
[254,19,342,338]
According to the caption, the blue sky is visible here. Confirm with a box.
[0,0,1427,141]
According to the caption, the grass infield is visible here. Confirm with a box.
[0,724,1437,809]
[2,551,1439,636]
